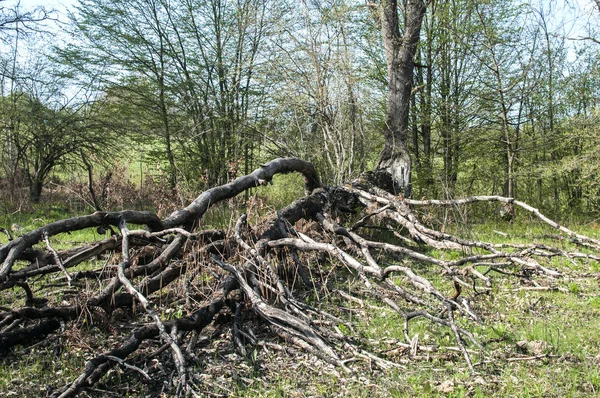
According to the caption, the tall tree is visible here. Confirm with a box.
[62,0,180,189]
[376,0,428,195]
[0,2,91,203]
[263,0,374,185]
[61,0,269,189]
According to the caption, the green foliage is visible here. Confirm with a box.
[0,0,598,215]
[405,0,600,218]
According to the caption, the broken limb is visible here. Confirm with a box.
[0,158,598,395]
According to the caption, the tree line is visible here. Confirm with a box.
[1,0,599,216]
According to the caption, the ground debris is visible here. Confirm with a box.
[1,158,600,396]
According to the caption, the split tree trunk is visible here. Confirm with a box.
[377,0,427,196]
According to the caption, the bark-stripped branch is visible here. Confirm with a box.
[1,158,598,395]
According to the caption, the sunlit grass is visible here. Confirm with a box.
[2,196,600,396]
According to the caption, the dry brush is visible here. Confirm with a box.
[0,158,598,396]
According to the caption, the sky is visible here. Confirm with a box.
[4,0,76,24]
[7,0,74,10]
[3,0,599,60]
[7,0,597,34]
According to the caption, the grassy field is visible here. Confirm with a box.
[1,194,600,397]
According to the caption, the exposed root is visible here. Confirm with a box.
[0,158,598,395]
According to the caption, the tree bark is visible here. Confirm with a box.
[377,0,427,196]
[28,174,44,203]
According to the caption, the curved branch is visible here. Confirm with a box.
[0,211,163,280]
[163,158,321,229]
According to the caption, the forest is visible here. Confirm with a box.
[1,0,599,211]
[1,0,600,397]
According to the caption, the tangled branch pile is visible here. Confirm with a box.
[1,158,599,396]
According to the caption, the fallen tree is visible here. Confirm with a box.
[1,157,599,396]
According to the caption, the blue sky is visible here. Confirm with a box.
[8,0,596,33]
[5,0,599,54]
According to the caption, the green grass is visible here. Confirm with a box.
[2,198,600,397]
[0,343,87,395]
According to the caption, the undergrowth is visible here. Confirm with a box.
[1,189,600,397]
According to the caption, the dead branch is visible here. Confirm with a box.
[0,158,598,396]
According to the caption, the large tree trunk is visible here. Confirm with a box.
[26,169,45,203]
[28,179,43,203]
[377,0,427,196]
